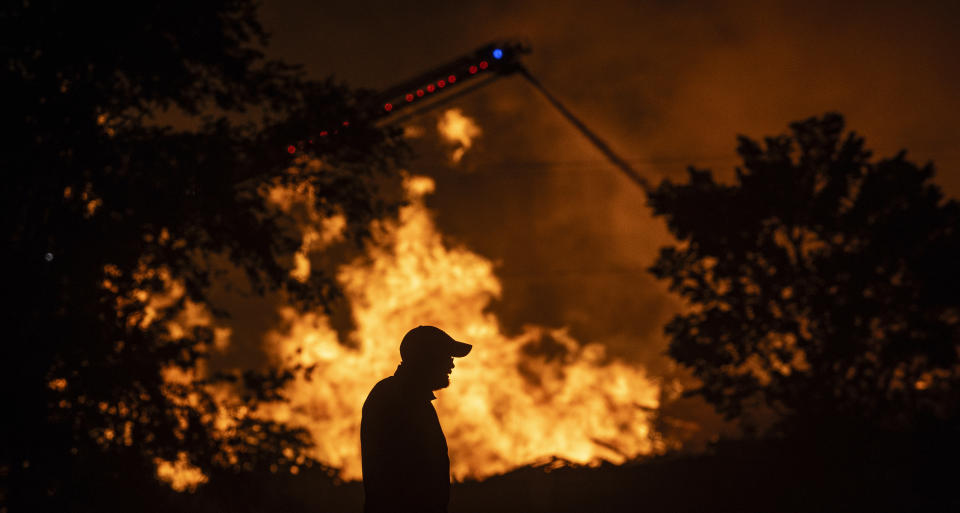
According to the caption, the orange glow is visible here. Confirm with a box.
[260,173,663,481]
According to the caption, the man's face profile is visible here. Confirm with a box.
[404,353,455,391]
[423,355,455,391]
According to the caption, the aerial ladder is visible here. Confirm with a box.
[295,40,651,192]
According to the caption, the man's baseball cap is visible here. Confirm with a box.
[400,326,472,361]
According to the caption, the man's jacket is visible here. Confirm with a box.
[361,367,450,513]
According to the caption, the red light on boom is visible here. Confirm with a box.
[479,60,488,70]
[384,103,393,112]
[406,93,414,102]
[448,75,456,83]
[469,65,477,74]
[426,84,435,93]
[416,89,425,97]
[437,80,446,88]
[287,145,296,154]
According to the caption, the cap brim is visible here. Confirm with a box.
[449,341,472,357]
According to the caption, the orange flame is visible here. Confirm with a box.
[264,173,663,481]
[155,452,209,492]
[437,108,481,163]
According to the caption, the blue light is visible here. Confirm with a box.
[492,48,503,60]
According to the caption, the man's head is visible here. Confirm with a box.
[399,326,472,391]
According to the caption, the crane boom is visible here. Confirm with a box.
[295,40,650,191]
[370,40,529,119]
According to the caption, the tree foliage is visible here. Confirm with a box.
[647,114,959,431]
[3,1,406,509]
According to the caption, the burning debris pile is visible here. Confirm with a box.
[261,172,663,480]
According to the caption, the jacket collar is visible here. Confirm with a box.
[393,364,436,401]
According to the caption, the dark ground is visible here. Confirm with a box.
[119,427,956,513]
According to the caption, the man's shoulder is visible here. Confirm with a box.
[370,375,400,395]
[363,376,400,410]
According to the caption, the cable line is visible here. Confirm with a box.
[516,65,652,192]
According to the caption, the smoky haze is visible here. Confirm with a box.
[239,0,960,442]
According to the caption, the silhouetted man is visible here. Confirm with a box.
[361,326,472,513]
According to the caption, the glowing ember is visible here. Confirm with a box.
[436,108,482,164]
[262,174,662,481]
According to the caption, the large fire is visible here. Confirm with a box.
[138,153,664,487]
[261,171,664,481]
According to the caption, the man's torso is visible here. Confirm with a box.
[361,375,450,513]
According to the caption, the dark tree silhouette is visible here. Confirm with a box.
[3,1,405,509]
[647,113,959,432]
